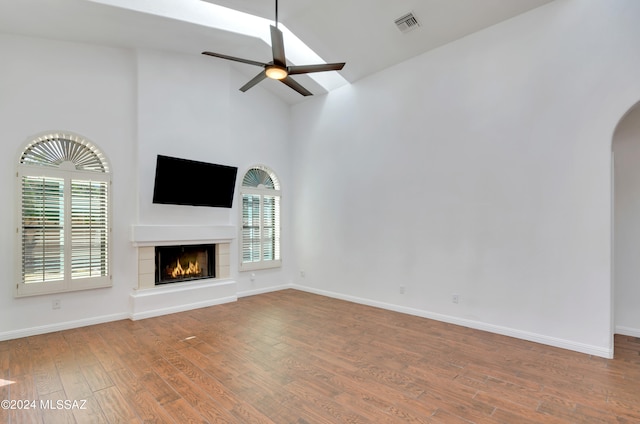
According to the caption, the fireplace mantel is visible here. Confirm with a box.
[130,224,236,246]
[129,224,237,320]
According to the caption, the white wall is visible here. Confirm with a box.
[613,104,640,337]
[135,48,294,294]
[0,34,138,336]
[290,0,640,357]
[0,33,293,339]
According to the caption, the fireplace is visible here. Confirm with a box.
[132,225,233,291]
[155,244,215,285]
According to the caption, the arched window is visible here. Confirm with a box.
[16,132,111,297]
[240,166,281,271]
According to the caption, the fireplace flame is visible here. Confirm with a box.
[170,259,202,278]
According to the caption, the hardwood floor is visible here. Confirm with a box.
[1,289,639,423]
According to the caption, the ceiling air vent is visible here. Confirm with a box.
[394,12,420,34]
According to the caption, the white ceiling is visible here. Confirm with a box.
[0,0,554,104]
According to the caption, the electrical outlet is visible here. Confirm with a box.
[52,299,61,310]
[399,286,405,294]
[452,294,459,304]
[300,270,306,278]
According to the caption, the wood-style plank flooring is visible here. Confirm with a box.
[1,289,639,423]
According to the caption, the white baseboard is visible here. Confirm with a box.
[237,284,293,298]
[615,326,640,338]
[0,313,129,342]
[293,284,613,359]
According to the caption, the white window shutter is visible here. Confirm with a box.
[71,179,109,279]
[17,132,111,297]
[242,193,261,263]
[21,176,65,284]
[262,195,280,261]
[240,166,281,271]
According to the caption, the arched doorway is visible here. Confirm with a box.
[613,102,640,338]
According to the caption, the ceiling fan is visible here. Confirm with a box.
[202,0,345,96]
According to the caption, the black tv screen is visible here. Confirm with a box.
[152,155,238,208]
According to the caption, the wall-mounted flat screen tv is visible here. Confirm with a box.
[152,155,238,208]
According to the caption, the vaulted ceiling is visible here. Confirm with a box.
[0,0,554,103]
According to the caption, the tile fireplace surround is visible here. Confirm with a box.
[129,225,237,320]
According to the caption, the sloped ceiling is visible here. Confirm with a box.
[0,0,554,103]
[205,0,555,83]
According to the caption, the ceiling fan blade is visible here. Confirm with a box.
[202,51,267,68]
[240,71,268,92]
[280,76,312,96]
[270,25,286,67]
[288,62,346,75]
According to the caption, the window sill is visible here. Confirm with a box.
[15,279,112,298]
[239,260,282,272]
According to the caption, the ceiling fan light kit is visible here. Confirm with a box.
[265,65,288,80]
[202,0,345,96]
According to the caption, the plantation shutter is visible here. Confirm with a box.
[262,195,280,261]
[71,179,109,279]
[242,194,261,263]
[240,166,281,270]
[21,176,65,284]
[17,133,111,297]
